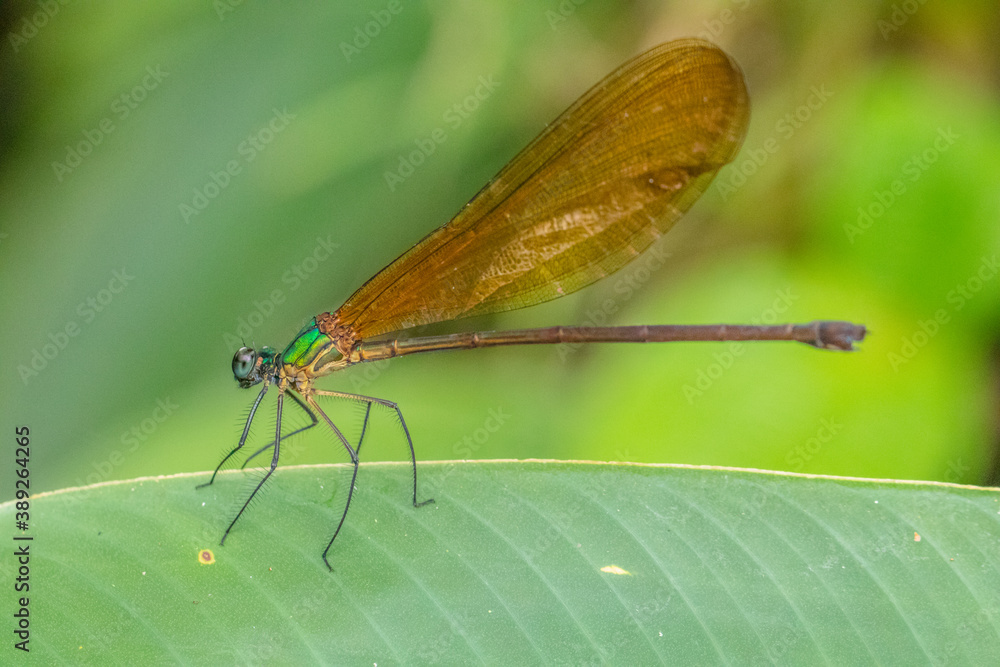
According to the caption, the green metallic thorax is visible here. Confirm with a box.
[281,319,330,367]
[279,318,348,383]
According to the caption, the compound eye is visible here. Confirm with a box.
[232,347,256,380]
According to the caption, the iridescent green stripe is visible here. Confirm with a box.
[281,320,331,368]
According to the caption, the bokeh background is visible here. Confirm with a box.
[1,0,998,500]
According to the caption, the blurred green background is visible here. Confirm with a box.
[1,0,997,499]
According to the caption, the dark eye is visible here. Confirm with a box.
[232,347,256,380]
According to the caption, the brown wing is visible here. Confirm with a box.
[335,38,750,339]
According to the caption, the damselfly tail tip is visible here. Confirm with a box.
[806,320,868,352]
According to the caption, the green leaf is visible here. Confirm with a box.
[6,462,999,663]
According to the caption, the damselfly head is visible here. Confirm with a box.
[232,346,276,388]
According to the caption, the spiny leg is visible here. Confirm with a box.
[220,389,285,546]
[241,391,318,469]
[305,395,359,571]
[243,396,371,469]
[312,389,434,509]
[197,380,270,489]
[356,402,372,457]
